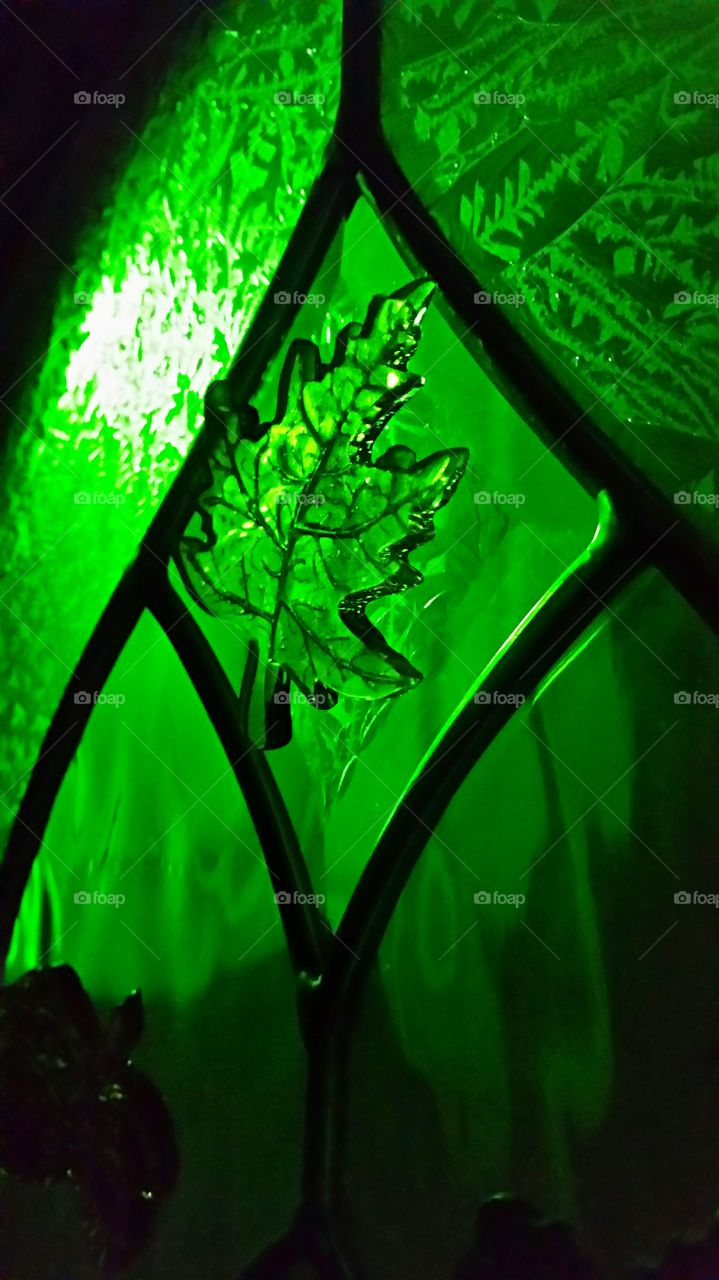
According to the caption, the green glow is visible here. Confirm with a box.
[178,280,468,700]
[57,255,250,483]
[1,0,340,875]
[6,195,595,1007]
[8,6,717,1273]
[383,0,719,517]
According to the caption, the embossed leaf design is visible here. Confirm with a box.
[177,280,468,700]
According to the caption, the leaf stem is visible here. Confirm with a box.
[147,572,325,979]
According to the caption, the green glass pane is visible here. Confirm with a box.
[171,197,594,929]
[6,3,716,1273]
[0,0,340,850]
[4,612,305,1275]
[354,567,719,1278]
[382,0,719,537]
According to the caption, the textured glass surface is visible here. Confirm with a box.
[4,2,718,1275]
[175,198,594,932]
[382,0,719,528]
[3,8,339,1267]
[0,0,340,857]
[178,281,470,700]
[354,568,719,1279]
